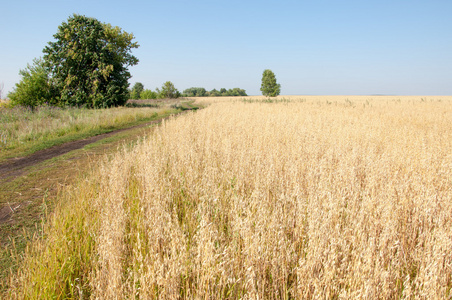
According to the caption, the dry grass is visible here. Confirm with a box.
[6,96,452,299]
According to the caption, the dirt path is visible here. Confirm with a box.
[0,117,170,226]
[0,118,166,182]
[0,106,199,292]
[0,108,198,230]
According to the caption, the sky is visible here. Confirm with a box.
[1,0,452,96]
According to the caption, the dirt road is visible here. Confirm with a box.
[0,117,168,225]
[0,118,167,182]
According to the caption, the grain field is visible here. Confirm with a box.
[8,96,452,299]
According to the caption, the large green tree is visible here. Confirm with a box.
[260,69,281,97]
[43,14,139,108]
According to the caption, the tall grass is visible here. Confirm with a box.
[7,97,452,298]
[0,103,179,161]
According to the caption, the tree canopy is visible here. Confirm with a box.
[260,69,281,97]
[130,82,144,99]
[182,87,207,97]
[43,14,139,108]
[182,87,247,97]
[157,81,180,99]
[8,58,58,108]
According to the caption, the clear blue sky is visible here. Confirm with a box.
[1,0,452,96]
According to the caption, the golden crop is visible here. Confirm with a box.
[9,96,452,299]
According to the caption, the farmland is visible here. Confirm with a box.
[5,96,452,298]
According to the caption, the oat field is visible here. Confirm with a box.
[7,96,452,299]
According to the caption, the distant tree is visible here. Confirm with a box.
[226,89,236,96]
[197,87,207,97]
[158,81,180,99]
[260,69,281,97]
[140,89,158,99]
[8,58,58,108]
[182,88,194,97]
[182,87,207,97]
[220,88,227,96]
[209,88,221,97]
[181,86,247,97]
[43,14,139,108]
[231,88,247,96]
[130,82,144,99]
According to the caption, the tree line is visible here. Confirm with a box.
[129,81,181,100]
[8,14,281,109]
[129,84,248,100]
[182,87,247,97]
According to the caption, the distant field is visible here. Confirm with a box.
[191,94,452,104]
[6,96,452,298]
